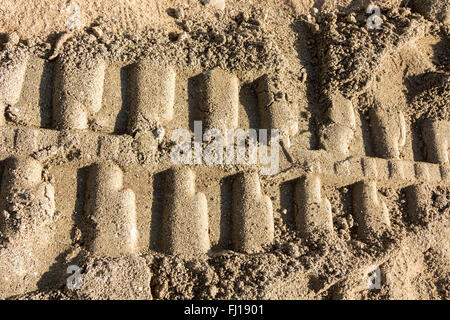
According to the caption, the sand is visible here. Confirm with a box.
[0,0,448,300]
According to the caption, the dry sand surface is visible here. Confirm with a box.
[0,0,448,300]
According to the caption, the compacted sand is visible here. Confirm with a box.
[0,0,448,299]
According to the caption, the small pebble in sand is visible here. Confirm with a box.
[7,32,20,46]
[153,127,166,143]
[168,7,185,19]
[174,8,185,19]
[435,195,447,209]
[347,14,357,23]
[91,26,103,38]
[202,0,226,11]
[182,20,193,32]
[49,32,73,60]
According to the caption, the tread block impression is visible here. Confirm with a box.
[255,74,298,148]
[0,52,28,125]
[0,156,56,298]
[320,92,356,155]
[128,61,176,134]
[197,68,239,134]
[352,180,391,241]
[0,156,55,237]
[369,108,406,159]
[422,119,449,164]
[232,171,274,253]
[405,184,431,223]
[53,58,106,130]
[162,167,210,257]
[294,175,333,238]
[85,162,138,257]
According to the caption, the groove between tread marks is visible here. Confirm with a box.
[0,126,448,186]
